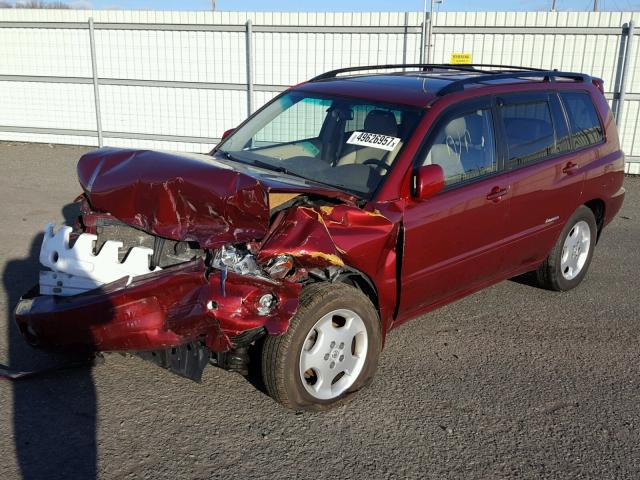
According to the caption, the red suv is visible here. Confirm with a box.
[16,64,626,410]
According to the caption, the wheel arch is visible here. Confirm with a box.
[335,268,380,318]
[583,198,606,242]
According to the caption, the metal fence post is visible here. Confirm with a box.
[425,8,433,63]
[88,17,103,147]
[616,20,635,129]
[245,19,254,117]
[419,17,425,62]
[402,11,409,64]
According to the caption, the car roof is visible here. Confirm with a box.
[294,65,594,108]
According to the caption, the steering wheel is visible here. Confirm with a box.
[362,158,389,173]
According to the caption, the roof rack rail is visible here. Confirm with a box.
[310,63,549,81]
[310,64,591,97]
[436,70,591,96]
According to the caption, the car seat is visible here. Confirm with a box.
[337,109,399,166]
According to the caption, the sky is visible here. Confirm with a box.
[82,0,640,12]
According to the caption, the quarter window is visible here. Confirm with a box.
[561,92,604,149]
[500,101,556,167]
[421,109,497,186]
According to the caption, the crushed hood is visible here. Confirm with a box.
[77,148,272,248]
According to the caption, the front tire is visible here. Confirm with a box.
[261,282,381,411]
[536,205,597,291]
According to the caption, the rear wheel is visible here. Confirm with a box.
[261,282,381,411]
[536,205,597,291]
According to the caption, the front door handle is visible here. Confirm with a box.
[486,186,509,202]
[562,161,579,175]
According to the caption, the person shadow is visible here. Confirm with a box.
[2,203,97,480]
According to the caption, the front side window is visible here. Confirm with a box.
[561,92,604,149]
[217,92,422,196]
[420,109,497,186]
[501,100,555,167]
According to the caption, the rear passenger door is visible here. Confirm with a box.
[497,91,590,273]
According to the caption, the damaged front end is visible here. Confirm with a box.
[15,147,400,382]
[16,224,301,378]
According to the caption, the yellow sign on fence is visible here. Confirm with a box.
[450,52,472,64]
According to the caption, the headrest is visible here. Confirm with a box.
[464,114,483,143]
[444,116,467,138]
[363,110,398,137]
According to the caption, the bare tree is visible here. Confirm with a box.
[11,1,73,8]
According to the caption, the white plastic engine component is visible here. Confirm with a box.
[39,223,160,296]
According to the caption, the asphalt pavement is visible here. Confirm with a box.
[0,142,639,479]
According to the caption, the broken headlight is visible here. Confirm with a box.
[211,245,294,286]
[265,255,294,279]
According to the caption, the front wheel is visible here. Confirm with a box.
[261,282,381,411]
[536,205,597,291]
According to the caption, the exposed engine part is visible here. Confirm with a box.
[213,244,261,275]
[137,341,211,383]
[39,223,161,296]
[93,217,202,268]
[211,244,279,284]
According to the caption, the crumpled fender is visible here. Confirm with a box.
[258,201,403,333]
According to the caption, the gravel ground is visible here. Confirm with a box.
[0,142,639,480]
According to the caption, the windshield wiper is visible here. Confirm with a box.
[221,151,301,178]
[220,150,247,165]
[250,159,297,176]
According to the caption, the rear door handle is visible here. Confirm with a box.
[486,186,509,202]
[562,161,578,174]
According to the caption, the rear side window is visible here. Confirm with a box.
[560,92,604,149]
[500,101,555,167]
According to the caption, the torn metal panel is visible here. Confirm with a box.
[258,201,403,332]
[15,259,301,354]
[203,269,301,338]
[77,148,271,248]
[77,148,356,249]
[258,206,346,268]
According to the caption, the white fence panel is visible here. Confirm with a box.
[0,9,638,173]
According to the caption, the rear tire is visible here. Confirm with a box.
[536,205,597,291]
[261,282,381,411]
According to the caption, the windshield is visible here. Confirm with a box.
[216,91,423,196]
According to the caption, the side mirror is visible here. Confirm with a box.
[414,164,445,200]
[221,128,235,141]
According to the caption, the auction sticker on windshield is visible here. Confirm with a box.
[346,131,401,151]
